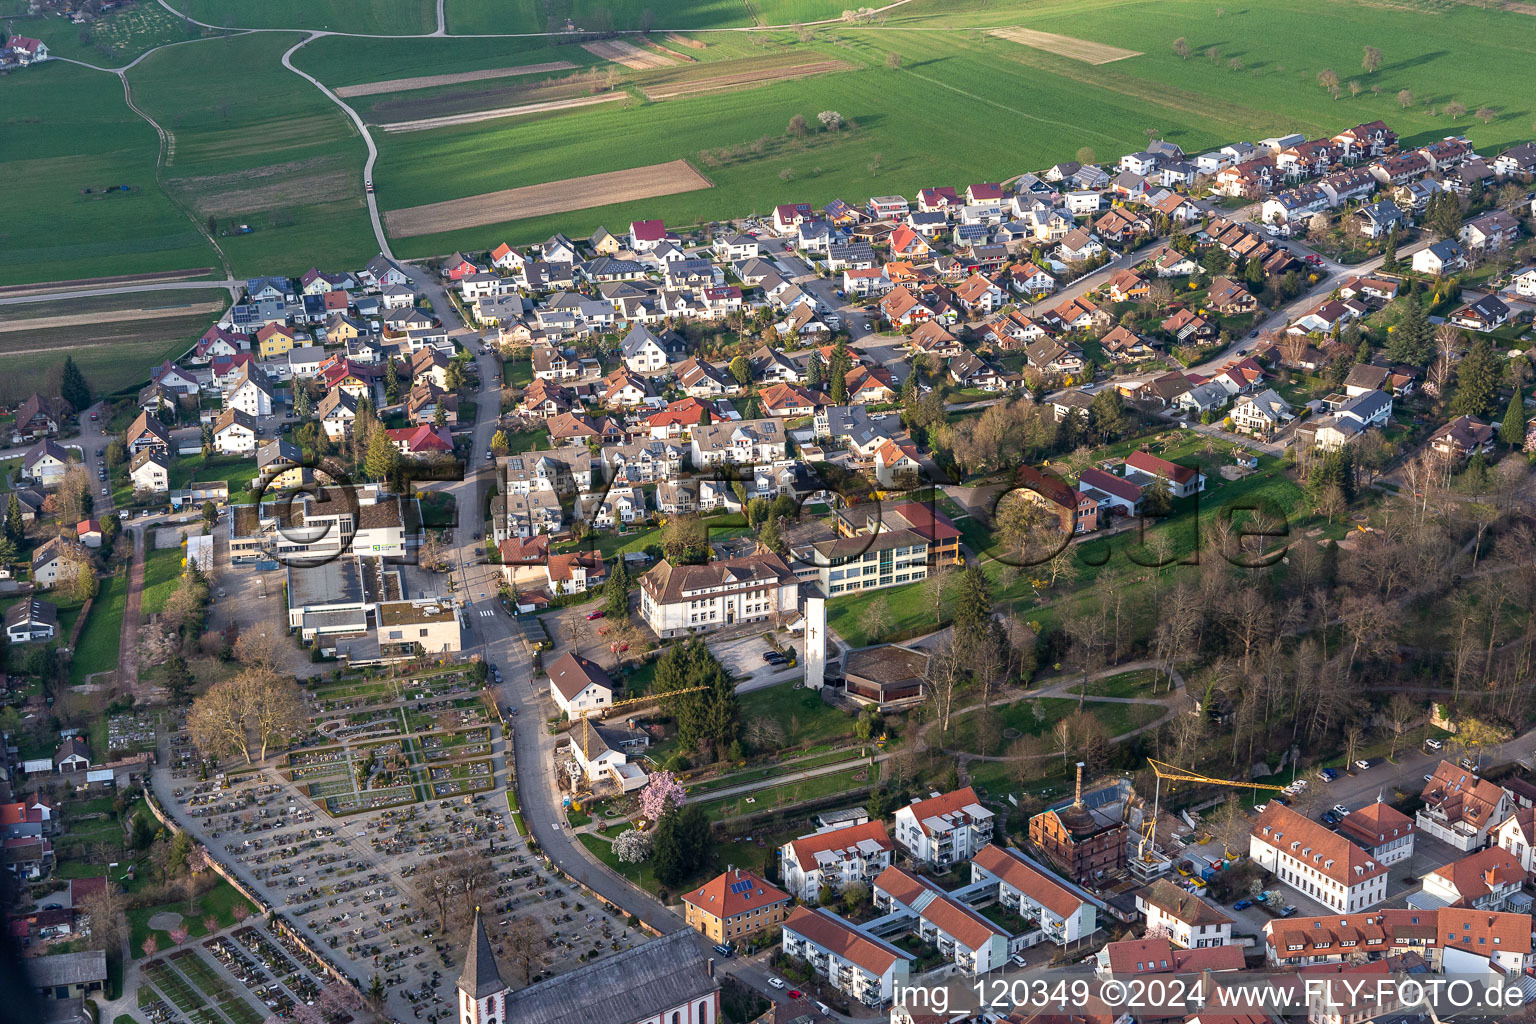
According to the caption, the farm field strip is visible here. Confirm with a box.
[384,158,712,235]
[0,298,225,334]
[641,58,854,98]
[376,93,625,132]
[581,39,678,69]
[334,61,579,97]
[988,26,1142,64]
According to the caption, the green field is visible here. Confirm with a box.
[23,4,216,65]
[0,289,229,404]
[71,570,129,686]
[290,34,606,88]
[0,61,217,286]
[173,0,436,33]
[126,32,377,276]
[140,545,187,617]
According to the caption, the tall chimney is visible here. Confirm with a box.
[707,957,715,978]
[1075,762,1085,805]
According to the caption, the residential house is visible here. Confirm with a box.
[128,411,172,456]
[316,389,358,442]
[1056,228,1105,263]
[682,868,791,946]
[225,365,275,417]
[1495,808,1536,873]
[30,538,73,590]
[22,439,70,485]
[1420,848,1527,910]
[1138,878,1234,949]
[212,408,258,455]
[871,867,1008,976]
[129,449,170,494]
[1355,199,1408,239]
[1418,760,1512,851]
[1460,210,1522,252]
[1231,389,1294,437]
[1429,415,1497,462]
[1412,240,1467,275]
[1336,801,1416,867]
[5,598,57,644]
[1124,450,1205,498]
[1449,295,1511,333]
[547,652,613,719]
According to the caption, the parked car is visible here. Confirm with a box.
[1353,759,1371,771]
[1332,804,1349,817]
[1010,954,1028,968]
[1425,738,1443,751]
[1321,811,1340,826]
[1461,757,1478,770]
[712,944,732,957]
[787,991,802,1000]
[1233,899,1253,910]
[586,610,605,620]
[1278,905,1298,917]
[768,978,785,990]
[1318,768,1339,782]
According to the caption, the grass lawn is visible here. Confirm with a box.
[694,763,874,821]
[176,0,435,34]
[943,697,1165,757]
[71,570,129,685]
[0,60,217,287]
[127,880,254,955]
[139,544,186,617]
[577,831,718,897]
[1069,668,1168,699]
[737,684,857,749]
[168,454,263,495]
[827,577,949,648]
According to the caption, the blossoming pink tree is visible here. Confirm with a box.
[638,771,686,823]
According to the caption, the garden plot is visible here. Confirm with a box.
[988,27,1143,64]
[580,38,677,69]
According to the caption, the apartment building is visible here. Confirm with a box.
[1249,803,1388,913]
[779,821,895,902]
[893,787,995,867]
[780,907,911,1009]
[969,844,1099,945]
[1336,801,1416,867]
[681,869,791,945]
[872,866,1009,975]
[639,552,800,639]
[795,528,930,597]
[1136,878,1233,949]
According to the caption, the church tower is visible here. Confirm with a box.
[457,908,508,1024]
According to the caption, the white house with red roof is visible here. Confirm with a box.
[628,219,668,252]
[893,786,994,867]
[773,203,815,234]
[781,906,911,1008]
[1418,760,1512,851]
[1420,847,1527,910]
[1136,877,1233,949]
[1123,450,1205,499]
[871,865,1009,974]
[1249,803,1388,913]
[873,439,921,488]
[969,844,1099,944]
[1336,801,1415,867]
[779,820,895,901]
[1494,807,1536,872]
[1075,467,1143,519]
[3,36,49,64]
[545,651,612,720]
[386,425,453,457]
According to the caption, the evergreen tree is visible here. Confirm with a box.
[1386,296,1433,366]
[4,493,21,545]
[385,360,401,404]
[445,360,466,391]
[728,356,751,386]
[1308,447,1357,504]
[1244,255,1265,289]
[1450,339,1500,418]
[1088,388,1128,442]
[603,559,631,618]
[433,405,447,429]
[650,805,684,883]
[758,514,786,557]
[293,384,312,419]
[1141,474,1174,516]
[828,340,852,404]
[805,351,824,390]
[364,424,399,481]
[60,356,91,412]
[1381,230,1398,271]
[1501,387,1527,447]
[164,654,194,704]
[951,566,993,646]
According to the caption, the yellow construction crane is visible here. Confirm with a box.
[1139,758,1287,865]
[577,686,709,761]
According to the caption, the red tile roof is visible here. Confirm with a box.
[1427,847,1527,905]
[1125,450,1197,486]
[682,868,790,920]
[972,844,1084,920]
[783,906,906,974]
[787,820,893,869]
[1250,803,1387,888]
[899,786,986,836]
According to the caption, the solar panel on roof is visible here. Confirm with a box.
[729,879,753,894]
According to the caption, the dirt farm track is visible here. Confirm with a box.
[384,160,713,237]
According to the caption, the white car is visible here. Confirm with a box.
[1332,804,1349,817]
[767,978,785,990]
